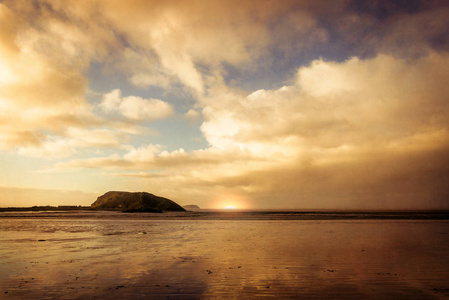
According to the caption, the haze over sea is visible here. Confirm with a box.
[1,210,448,299]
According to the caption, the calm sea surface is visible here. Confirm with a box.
[1,210,448,299]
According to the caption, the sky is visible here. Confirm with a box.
[1,0,449,209]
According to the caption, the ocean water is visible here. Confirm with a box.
[0,210,448,299]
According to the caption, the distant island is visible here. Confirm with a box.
[182,205,201,211]
[0,191,186,213]
[92,191,185,212]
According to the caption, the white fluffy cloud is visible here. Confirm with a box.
[201,53,449,157]
[100,89,173,121]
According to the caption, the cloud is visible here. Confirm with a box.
[0,1,104,155]
[198,52,449,208]
[57,52,449,209]
[16,128,129,158]
[0,131,44,150]
[4,0,448,101]
[215,144,449,210]
[0,3,163,157]
[123,144,161,163]
[100,89,173,121]
[57,142,264,172]
[184,109,201,123]
[86,0,340,95]
[202,52,449,151]
[2,1,449,208]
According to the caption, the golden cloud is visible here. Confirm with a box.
[100,89,173,121]
[1,0,449,208]
[55,52,449,208]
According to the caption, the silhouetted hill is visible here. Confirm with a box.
[91,191,185,212]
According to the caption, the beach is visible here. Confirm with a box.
[1,211,449,299]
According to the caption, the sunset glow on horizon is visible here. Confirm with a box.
[1,1,449,210]
[223,206,237,210]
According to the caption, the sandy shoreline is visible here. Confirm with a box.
[1,215,449,299]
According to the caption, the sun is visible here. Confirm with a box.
[214,192,249,210]
[223,205,237,210]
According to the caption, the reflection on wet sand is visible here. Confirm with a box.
[1,215,449,298]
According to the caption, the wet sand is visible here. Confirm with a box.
[1,212,449,299]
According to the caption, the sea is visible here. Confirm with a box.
[1,210,448,299]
